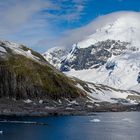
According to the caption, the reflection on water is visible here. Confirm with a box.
[0,112,140,140]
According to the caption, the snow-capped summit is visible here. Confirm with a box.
[75,11,140,49]
[43,12,140,93]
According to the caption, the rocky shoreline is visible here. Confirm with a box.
[0,98,139,117]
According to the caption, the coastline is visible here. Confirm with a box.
[0,99,139,117]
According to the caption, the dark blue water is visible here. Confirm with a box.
[0,112,140,140]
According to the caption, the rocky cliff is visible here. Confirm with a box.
[60,40,130,71]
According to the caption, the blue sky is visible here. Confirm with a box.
[0,0,140,52]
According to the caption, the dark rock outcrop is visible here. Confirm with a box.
[60,40,129,71]
[137,72,140,83]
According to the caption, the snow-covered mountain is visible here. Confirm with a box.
[66,50,140,91]
[60,40,131,71]
[75,11,140,49]
[43,47,69,69]
[43,12,140,93]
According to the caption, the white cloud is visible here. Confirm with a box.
[0,0,86,48]
[39,11,140,51]
[0,0,86,31]
[0,0,53,36]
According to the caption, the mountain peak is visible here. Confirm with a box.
[76,11,140,49]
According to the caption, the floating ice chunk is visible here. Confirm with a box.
[0,131,3,134]
[122,118,134,123]
[90,119,100,122]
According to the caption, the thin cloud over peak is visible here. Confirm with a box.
[39,11,140,51]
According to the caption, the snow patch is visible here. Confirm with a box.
[24,99,32,104]
[39,100,43,104]
[45,106,55,110]
[0,46,7,53]
[0,131,3,134]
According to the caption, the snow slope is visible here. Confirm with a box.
[75,79,140,104]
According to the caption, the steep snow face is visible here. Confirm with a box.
[43,47,69,69]
[75,79,140,104]
[76,12,140,49]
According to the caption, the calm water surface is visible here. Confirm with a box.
[0,112,140,140]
